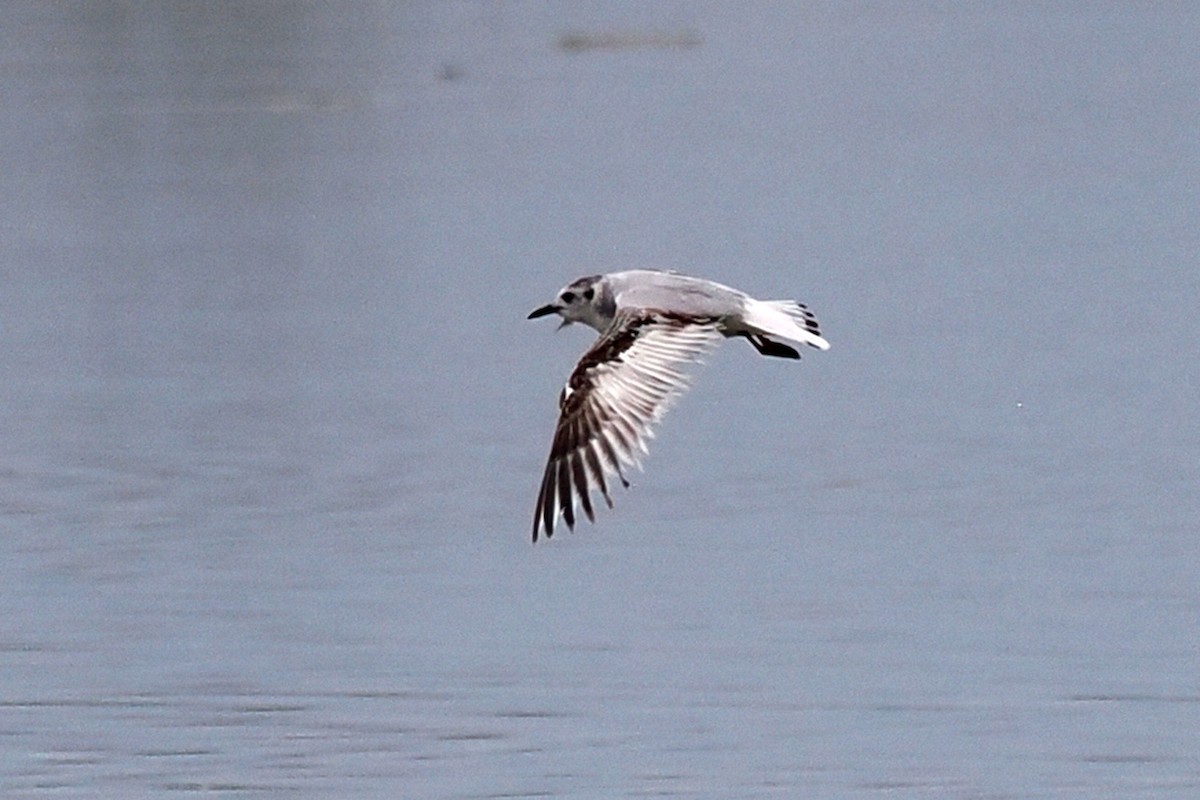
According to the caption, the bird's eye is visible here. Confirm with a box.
[561,292,575,303]
[583,288,594,301]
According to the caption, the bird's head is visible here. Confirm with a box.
[527,275,614,333]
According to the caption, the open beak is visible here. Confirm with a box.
[527,304,558,320]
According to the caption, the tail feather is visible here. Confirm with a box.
[743,299,830,351]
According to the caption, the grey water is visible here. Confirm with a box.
[2,3,1199,798]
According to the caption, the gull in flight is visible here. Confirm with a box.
[527,269,829,542]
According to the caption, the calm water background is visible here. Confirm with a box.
[2,3,1199,798]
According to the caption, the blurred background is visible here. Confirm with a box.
[2,2,1198,797]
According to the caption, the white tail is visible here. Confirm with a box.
[743,299,830,350]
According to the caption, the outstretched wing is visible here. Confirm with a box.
[532,309,723,541]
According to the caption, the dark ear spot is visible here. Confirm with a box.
[583,288,594,301]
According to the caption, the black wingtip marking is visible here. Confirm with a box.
[543,462,557,539]
[572,453,594,523]
[744,334,801,360]
[584,445,610,508]
[557,457,574,531]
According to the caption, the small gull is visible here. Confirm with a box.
[527,269,830,542]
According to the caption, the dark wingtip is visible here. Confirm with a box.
[745,334,801,360]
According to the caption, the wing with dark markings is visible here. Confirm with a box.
[532,308,722,541]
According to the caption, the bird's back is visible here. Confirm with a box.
[606,270,748,319]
